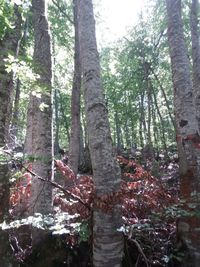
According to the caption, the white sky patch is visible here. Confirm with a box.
[94,0,146,47]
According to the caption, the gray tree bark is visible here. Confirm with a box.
[190,0,200,131]
[0,4,22,267]
[77,0,123,266]
[25,0,53,219]
[166,0,200,266]
[68,0,82,176]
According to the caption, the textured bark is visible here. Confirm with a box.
[0,5,22,146]
[0,4,23,267]
[10,18,28,146]
[190,0,200,131]
[166,0,200,265]
[25,0,53,218]
[68,0,81,176]
[78,0,123,266]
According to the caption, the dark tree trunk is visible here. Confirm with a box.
[0,4,23,267]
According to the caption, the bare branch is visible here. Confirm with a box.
[20,161,91,211]
[130,238,150,267]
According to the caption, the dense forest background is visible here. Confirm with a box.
[0,0,200,266]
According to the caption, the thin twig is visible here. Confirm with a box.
[130,239,150,267]
[51,0,74,25]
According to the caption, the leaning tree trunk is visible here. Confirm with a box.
[190,0,200,131]
[68,0,82,176]
[0,4,22,267]
[78,0,123,266]
[24,0,53,241]
[166,0,200,266]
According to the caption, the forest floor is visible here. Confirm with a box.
[9,150,181,267]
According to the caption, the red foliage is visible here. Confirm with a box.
[10,157,176,222]
[9,156,178,266]
[10,164,32,206]
[55,160,76,182]
[53,157,176,224]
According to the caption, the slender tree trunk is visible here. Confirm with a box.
[59,92,70,143]
[151,103,159,149]
[68,0,81,176]
[52,37,60,155]
[151,81,168,154]
[166,0,200,265]
[147,80,152,146]
[114,110,122,150]
[10,17,28,147]
[11,78,20,143]
[190,0,200,131]
[3,4,22,146]
[54,89,60,154]
[78,0,123,266]
[141,90,147,144]
[139,96,144,149]
[151,68,175,128]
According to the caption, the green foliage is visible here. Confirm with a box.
[76,222,89,242]
[100,0,175,150]
[0,0,14,40]
[49,0,73,48]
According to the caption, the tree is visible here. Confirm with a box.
[166,0,200,265]
[190,0,200,131]
[24,0,53,244]
[68,0,81,176]
[0,2,22,266]
[77,0,123,266]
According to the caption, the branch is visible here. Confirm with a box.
[20,162,91,211]
[154,29,166,50]
[51,0,74,25]
[130,239,150,267]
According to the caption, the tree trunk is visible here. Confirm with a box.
[151,68,175,128]
[78,0,123,266]
[68,0,81,176]
[114,110,122,151]
[10,17,29,148]
[54,89,60,155]
[147,80,152,147]
[190,0,200,131]
[24,0,53,240]
[166,0,200,265]
[151,81,168,154]
[0,4,23,266]
[1,4,22,147]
